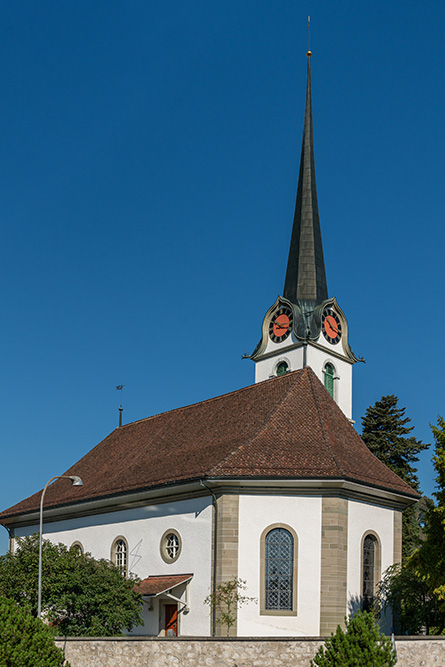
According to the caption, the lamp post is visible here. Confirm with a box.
[38,475,83,619]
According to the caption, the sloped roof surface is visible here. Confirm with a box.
[0,368,417,522]
[135,574,193,596]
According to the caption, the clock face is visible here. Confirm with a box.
[322,309,342,344]
[269,306,293,343]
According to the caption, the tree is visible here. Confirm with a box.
[409,417,445,616]
[378,562,444,635]
[361,395,429,559]
[204,578,256,636]
[311,610,397,667]
[377,417,445,636]
[0,595,69,666]
[0,534,143,636]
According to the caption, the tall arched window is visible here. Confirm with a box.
[361,533,381,611]
[324,362,335,398]
[111,537,128,577]
[260,524,298,615]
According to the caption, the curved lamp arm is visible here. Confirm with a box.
[38,475,83,618]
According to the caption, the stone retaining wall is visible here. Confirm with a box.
[55,636,445,667]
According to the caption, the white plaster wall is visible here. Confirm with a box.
[15,496,213,636]
[347,500,394,631]
[306,345,353,420]
[254,335,353,420]
[237,495,322,637]
[254,342,304,383]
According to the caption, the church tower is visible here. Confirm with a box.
[251,51,360,421]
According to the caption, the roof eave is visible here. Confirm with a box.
[1,474,418,529]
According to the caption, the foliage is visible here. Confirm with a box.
[377,417,445,635]
[0,534,143,636]
[311,610,397,667]
[378,562,444,635]
[204,578,256,636]
[0,595,69,666]
[361,395,429,559]
[409,417,445,621]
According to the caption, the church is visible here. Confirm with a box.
[0,51,418,638]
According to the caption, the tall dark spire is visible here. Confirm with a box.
[283,53,328,310]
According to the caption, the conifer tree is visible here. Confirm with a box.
[311,610,397,667]
[361,395,429,559]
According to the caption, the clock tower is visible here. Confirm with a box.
[251,51,360,421]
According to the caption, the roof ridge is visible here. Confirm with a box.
[120,370,305,430]
[207,369,308,475]
[307,368,346,476]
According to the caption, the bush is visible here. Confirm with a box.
[0,534,143,636]
[0,595,68,666]
[311,610,397,667]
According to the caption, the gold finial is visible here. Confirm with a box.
[307,16,311,57]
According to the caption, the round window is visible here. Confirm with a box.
[160,530,182,563]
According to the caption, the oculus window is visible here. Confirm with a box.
[160,529,182,564]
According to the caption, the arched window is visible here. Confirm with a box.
[361,533,381,611]
[276,361,289,376]
[70,541,84,555]
[111,537,128,576]
[260,525,298,615]
[324,362,335,398]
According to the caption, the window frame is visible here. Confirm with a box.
[260,523,298,616]
[360,531,381,611]
[160,529,182,564]
[110,536,129,577]
[323,361,336,399]
[70,541,84,555]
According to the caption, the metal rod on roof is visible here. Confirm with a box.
[116,385,124,427]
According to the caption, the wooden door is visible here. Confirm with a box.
[165,604,178,636]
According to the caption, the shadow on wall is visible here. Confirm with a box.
[348,594,393,635]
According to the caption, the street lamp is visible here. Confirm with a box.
[38,475,83,619]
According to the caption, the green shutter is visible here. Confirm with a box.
[324,364,334,398]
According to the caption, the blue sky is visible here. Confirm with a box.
[1,1,444,554]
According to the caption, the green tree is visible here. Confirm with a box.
[0,595,69,666]
[0,534,143,636]
[361,395,429,559]
[378,562,444,635]
[410,416,445,616]
[204,578,256,636]
[311,610,397,667]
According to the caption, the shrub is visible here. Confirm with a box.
[0,595,68,666]
[311,610,397,667]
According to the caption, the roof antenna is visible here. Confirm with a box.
[116,385,125,427]
[307,16,312,57]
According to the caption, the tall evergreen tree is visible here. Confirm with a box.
[361,395,429,559]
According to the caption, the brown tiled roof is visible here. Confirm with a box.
[0,368,418,522]
[135,574,193,596]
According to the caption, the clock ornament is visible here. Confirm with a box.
[322,308,342,344]
[269,306,293,343]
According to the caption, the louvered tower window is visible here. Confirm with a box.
[324,363,335,398]
[265,528,294,610]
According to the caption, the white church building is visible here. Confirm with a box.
[0,52,418,638]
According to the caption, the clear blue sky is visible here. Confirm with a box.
[1,1,444,554]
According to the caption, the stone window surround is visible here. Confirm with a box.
[260,523,298,616]
[70,541,84,555]
[110,535,129,576]
[360,530,381,608]
[160,529,182,564]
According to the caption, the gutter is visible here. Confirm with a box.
[200,479,217,637]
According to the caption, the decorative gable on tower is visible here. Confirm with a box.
[251,52,361,421]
